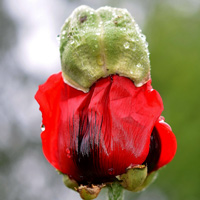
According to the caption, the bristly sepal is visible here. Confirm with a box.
[60,5,150,92]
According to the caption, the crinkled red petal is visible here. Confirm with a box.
[35,72,164,183]
[154,118,177,170]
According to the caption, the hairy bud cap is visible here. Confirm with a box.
[60,5,150,92]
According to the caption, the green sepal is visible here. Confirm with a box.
[56,170,79,191]
[117,165,147,192]
[107,182,124,200]
[77,184,105,200]
[132,171,158,192]
[62,174,79,191]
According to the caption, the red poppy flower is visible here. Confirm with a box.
[35,72,177,185]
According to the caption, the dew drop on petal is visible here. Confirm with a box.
[66,148,71,158]
[108,168,115,175]
[41,124,45,131]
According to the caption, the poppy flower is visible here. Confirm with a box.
[35,72,177,186]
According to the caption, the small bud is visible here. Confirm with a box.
[77,184,105,200]
[117,165,147,192]
[60,5,150,92]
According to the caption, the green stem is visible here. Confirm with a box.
[107,182,124,200]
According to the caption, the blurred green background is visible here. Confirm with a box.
[141,2,200,200]
[0,0,199,200]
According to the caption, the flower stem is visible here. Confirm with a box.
[107,182,124,200]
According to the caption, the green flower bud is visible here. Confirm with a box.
[117,165,148,192]
[60,5,150,92]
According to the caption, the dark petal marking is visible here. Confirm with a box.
[70,111,116,185]
[143,127,161,173]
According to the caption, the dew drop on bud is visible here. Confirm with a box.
[66,148,71,158]
[56,34,60,44]
[62,30,66,35]
[124,42,130,49]
[108,168,115,175]
[96,55,104,66]
[41,124,45,131]
[136,63,142,68]
[132,43,137,51]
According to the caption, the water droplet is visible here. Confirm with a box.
[66,148,71,158]
[131,38,135,42]
[96,55,104,66]
[56,35,60,44]
[141,34,146,42]
[124,42,129,49]
[41,124,45,131]
[123,27,127,31]
[136,63,142,68]
[62,30,66,35]
[108,168,115,175]
[132,43,137,51]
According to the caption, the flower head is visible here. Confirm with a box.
[35,5,177,199]
[35,72,176,186]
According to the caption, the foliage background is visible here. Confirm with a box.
[0,0,199,200]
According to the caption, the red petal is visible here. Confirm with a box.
[85,76,164,179]
[154,118,177,170]
[35,73,164,183]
